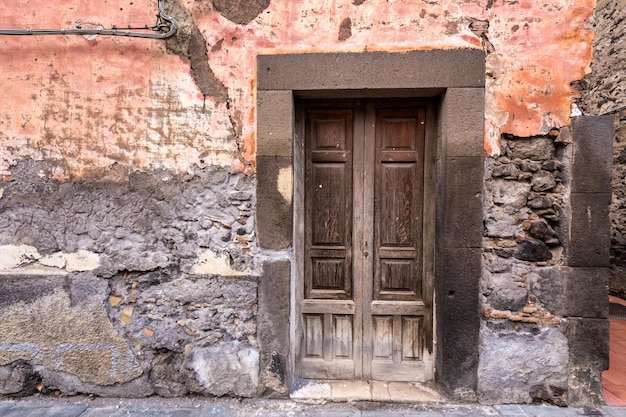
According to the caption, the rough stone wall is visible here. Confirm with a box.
[479,116,612,406]
[0,162,259,397]
[480,133,571,405]
[577,0,626,297]
[0,0,605,404]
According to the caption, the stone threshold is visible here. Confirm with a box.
[290,380,444,404]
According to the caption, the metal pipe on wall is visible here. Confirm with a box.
[0,0,178,39]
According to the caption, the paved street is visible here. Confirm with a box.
[0,397,625,417]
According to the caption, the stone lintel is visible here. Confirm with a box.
[258,50,486,91]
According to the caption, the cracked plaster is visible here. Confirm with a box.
[0,0,596,179]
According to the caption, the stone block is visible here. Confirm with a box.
[0,273,65,308]
[258,259,291,396]
[477,322,568,405]
[506,137,555,161]
[487,272,528,312]
[491,179,532,208]
[532,267,567,316]
[567,192,611,267]
[571,115,614,194]
[435,247,481,394]
[566,267,609,318]
[567,318,609,406]
[256,156,293,250]
[440,88,485,157]
[190,344,259,397]
[257,90,294,157]
[533,266,609,318]
[257,50,485,91]
[0,361,37,396]
[440,156,483,248]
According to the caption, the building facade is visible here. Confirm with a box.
[0,0,615,406]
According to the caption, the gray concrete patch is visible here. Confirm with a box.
[360,412,404,417]
[603,406,626,417]
[0,402,16,414]
[493,405,526,415]
[199,404,238,417]
[0,402,86,417]
[80,406,207,417]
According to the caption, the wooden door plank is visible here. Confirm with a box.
[305,109,354,301]
[366,100,431,382]
[392,315,403,364]
[370,300,425,315]
[371,360,426,381]
[352,101,365,380]
[301,299,356,314]
[298,102,358,380]
[361,100,377,380]
[294,101,306,379]
[422,102,437,359]
[323,313,333,362]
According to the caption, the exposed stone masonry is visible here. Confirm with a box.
[0,161,260,397]
[483,133,567,322]
[479,132,572,405]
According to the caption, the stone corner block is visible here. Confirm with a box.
[571,115,614,194]
[256,156,293,250]
[565,267,609,319]
[566,192,611,267]
[257,90,293,158]
[535,266,609,319]
[567,317,609,407]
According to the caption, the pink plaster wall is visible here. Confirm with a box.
[0,0,595,179]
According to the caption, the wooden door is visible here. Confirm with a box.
[297,99,435,382]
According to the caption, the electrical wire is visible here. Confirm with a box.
[0,0,177,39]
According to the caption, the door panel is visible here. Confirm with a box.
[298,99,433,382]
[302,108,357,379]
[305,110,353,302]
[368,103,429,381]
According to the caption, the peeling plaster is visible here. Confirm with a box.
[0,245,100,273]
[0,0,596,176]
[191,249,250,276]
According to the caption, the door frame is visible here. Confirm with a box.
[256,50,485,396]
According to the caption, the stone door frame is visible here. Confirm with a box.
[256,49,486,396]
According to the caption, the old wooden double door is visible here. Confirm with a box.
[296,99,435,382]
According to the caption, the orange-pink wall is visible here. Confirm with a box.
[0,0,595,180]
